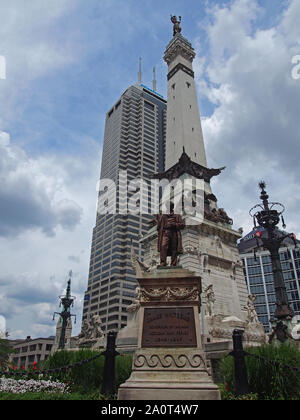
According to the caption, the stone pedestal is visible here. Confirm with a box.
[141,222,267,348]
[118,267,220,400]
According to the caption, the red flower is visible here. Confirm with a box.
[225,382,230,392]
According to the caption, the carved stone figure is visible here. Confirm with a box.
[170,15,182,36]
[127,287,141,313]
[204,284,215,317]
[244,295,260,324]
[130,241,151,276]
[157,203,185,267]
[77,320,91,344]
[92,314,104,339]
[231,259,243,280]
[77,314,104,347]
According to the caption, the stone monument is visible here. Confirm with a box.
[117,15,266,394]
[139,16,266,349]
[118,265,220,400]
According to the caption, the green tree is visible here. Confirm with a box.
[0,333,15,370]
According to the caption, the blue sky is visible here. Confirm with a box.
[0,0,299,339]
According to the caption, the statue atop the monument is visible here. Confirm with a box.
[157,202,185,267]
[170,15,182,37]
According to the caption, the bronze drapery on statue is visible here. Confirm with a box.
[156,204,185,267]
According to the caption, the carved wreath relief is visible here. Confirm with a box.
[140,286,199,303]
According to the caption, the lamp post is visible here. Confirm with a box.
[249,182,297,343]
[53,271,76,350]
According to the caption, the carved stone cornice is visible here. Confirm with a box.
[164,34,196,65]
[151,151,225,183]
[208,255,233,271]
[196,220,242,243]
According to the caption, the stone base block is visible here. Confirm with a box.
[118,387,220,401]
[118,348,220,401]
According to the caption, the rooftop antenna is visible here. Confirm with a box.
[138,57,142,85]
[153,66,157,92]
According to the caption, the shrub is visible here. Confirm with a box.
[41,349,104,394]
[116,353,133,388]
[42,349,133,395]
[218,343,300,400]
[219,384,258,400]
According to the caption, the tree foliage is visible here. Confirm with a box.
[0,335,15,370]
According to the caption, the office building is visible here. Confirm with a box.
[9,336,54,369]
[82,83,167,332]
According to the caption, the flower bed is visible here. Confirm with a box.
[0,377,69,394]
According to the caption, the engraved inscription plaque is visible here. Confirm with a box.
[142,307,197,348]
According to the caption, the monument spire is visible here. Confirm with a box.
[164,16,207,170]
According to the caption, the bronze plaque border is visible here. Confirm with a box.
[142,307,197,348]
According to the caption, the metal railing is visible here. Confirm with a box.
[0,331,119,396]
[229,329,300,396]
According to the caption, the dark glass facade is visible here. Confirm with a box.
[241,248,300,332]
[82,85,166,332]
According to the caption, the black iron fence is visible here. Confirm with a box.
[0,331,119,396]
[230,329,300,396]
[2,329,300,398]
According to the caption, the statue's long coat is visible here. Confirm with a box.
[157,214,185,255]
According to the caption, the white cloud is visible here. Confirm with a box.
[0,131,83,237]
[0,128,100,338]
[195,0,300,235]
[0,0,76,78]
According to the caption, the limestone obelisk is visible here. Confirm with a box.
[118,16,221,401]
[164,27,207,169]
[142,17,265,348]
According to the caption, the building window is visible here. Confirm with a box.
[144,101,154,111]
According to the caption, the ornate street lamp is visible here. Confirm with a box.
[249,182,298,343]
[53,271,76,350]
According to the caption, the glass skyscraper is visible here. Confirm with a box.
[82,84,166,332]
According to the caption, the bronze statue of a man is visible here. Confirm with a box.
[157,203,185,267]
